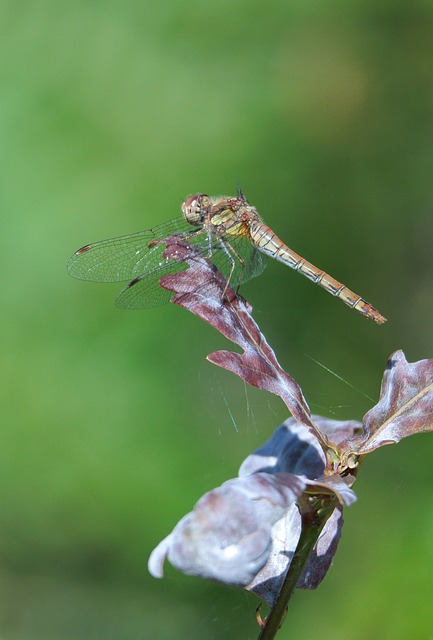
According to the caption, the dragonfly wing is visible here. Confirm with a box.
[115,259,189,309]
[67,216,193,283]
[115,236,263,309]
[68,213,267,306]
[211,235,267,288]
[236,237,267,283]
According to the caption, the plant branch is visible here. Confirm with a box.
[257,496,338,640]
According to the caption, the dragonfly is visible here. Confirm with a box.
[67,190,387,324]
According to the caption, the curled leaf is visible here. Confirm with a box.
[296,506,343,590]
[149,417,358,604]
[239,416,359,506]
[342,350,433,457]
[241,418,357,603]
[148,472,306,587]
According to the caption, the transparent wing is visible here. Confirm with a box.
[115,259,189,309]
[210,235,267,288]
[67,216,196,283]
[68,214,268,309]
[115,240,267,310]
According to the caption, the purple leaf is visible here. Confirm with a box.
[296,506,343,590]
[240,416,356,603]
[160,239,326,446]
[342,350,433,456]
[245,503,301,604]
[149,417,358,604]
[239,416,360,498]
[148,472,306,587]
[242,504,344,602]
[307,475,357,507]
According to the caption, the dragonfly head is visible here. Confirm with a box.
[182,193,210,227]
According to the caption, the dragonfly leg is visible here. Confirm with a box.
[217,238,245,300]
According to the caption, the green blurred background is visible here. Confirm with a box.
[1,1,432,638]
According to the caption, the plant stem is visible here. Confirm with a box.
[256,497,337,640]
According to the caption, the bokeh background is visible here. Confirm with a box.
[1,1,432,638]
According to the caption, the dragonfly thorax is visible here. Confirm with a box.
[181,193,211,227]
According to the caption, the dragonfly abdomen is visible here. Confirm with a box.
[249,221,386,324]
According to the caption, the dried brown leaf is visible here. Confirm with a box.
[160,239,321,440]
[343,350,433,456]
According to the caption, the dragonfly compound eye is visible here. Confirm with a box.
[181,193,209,226]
